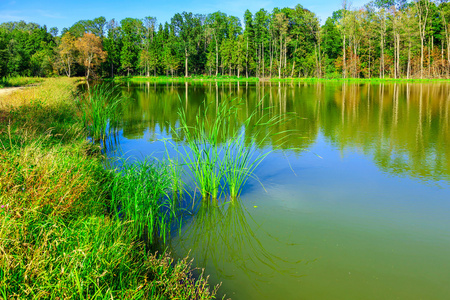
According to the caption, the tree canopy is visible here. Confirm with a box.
[1,0,450,79]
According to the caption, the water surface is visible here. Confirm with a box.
[107,81,450,299]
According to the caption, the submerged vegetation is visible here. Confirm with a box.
[0,78,219,299]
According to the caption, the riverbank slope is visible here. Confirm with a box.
[0,77,219,299]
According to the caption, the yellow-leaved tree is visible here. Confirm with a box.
[75,32,107,80]
[58,32,77,77]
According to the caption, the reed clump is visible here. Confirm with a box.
[78,83,126,142]
[110,158,179,245]
[167,98,291,200]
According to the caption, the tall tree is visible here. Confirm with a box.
[120,18,143,76]
[171,12,203,77]
[254,9,270,77]
[243,10,256,77]
[104,19,121,77]
[57,32,77,77]
[415,0,431,78]
[75,32,107,79]
[205,12,227,76]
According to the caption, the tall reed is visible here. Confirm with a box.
[166,98,292,200]
[78,83,126,142]
[109,159,178,245]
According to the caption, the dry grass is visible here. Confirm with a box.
[0,77,82,109]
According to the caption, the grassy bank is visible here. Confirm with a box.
[270,77,450,83]
[0,78,219,299]
[113,75,259,83]
[113,75,450,84]
[0,76,44,88]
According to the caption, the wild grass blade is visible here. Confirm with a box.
[78,83,126,142]
[109,158,178,245]
[165,97,297,200]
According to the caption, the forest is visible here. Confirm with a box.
[1,0,450,79]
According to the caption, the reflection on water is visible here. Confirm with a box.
[107,81,450,300]
[171,199,304,288]
[117,81,450,182]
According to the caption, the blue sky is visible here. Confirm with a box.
[0,0,368,32]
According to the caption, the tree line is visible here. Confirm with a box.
[1,0,450,79]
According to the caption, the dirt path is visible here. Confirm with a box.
[0,87,24,97]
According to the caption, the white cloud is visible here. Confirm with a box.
[0,10,28,22]
[36,9,65,19]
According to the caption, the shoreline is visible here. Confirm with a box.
[0,77,220,299]
[113,75,450,84]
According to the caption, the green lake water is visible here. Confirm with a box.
[107,81,450,299]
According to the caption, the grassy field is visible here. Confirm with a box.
[0,77,220,299]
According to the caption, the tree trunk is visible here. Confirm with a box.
[407,40,411,79]
[246,36,249,78]
[185,48,188,77]
[270,39,273,78]
[284,39,287,77]
[397,35,400,78]
[215,35,219,76]
[262,42,265,78]
[343,34,346,78]
[279,36,282,79]
[380,33,384,79]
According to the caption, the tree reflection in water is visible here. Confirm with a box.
[171,198,304,288]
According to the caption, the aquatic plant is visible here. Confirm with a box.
[166,98,292,200]
[109,158,179,245]
[78,83,126,142]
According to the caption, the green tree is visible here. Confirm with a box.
[253,9,270,77]
[104,19,122,77]
[171,12,203,77]
[0,29,8,77]
[243,10,256,77]
[120,18,143,76]
[205,12,227,76]
[322,17,342,75]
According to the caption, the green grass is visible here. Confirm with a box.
[165,98,292,200]
[77,83,126,142]
[270,77,450,83]
[109,158,179,245]
[112,75,450,84]
[0,75,44,88]
[113,75,260,83]
[0,78,219,299]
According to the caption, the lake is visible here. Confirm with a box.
[106,81,450,300]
